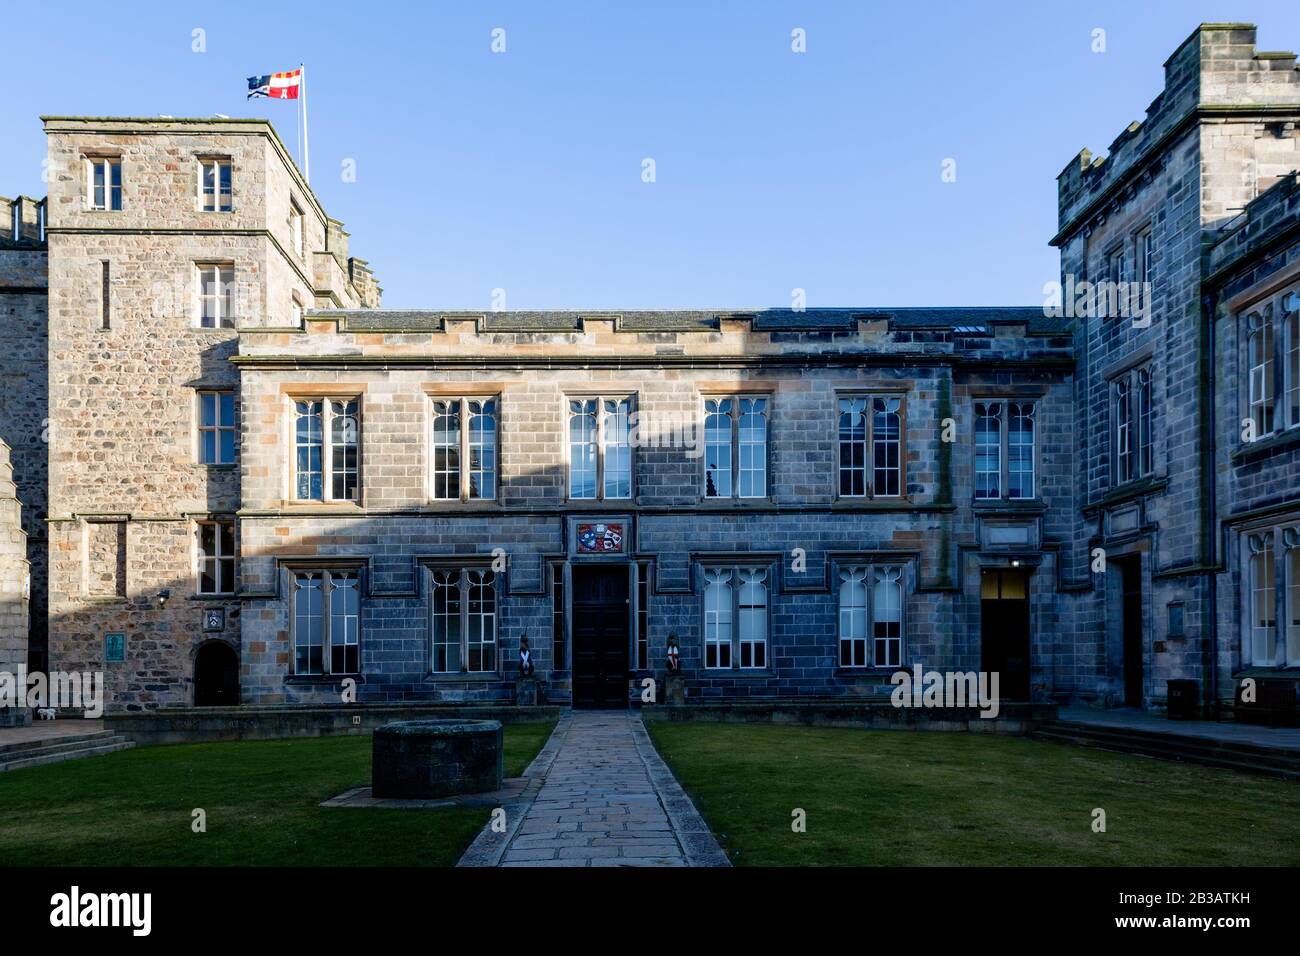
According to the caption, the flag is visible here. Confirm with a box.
[247,69,302,100]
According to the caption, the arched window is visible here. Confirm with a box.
[974,402,1002,498]
[871,397,902,497]
[429,567,497,673]
[1249,533,1276,666]
[1247,308,1275,437]
[1136,369,1153,477]
[1115,380,1133,483]
[703,568,733,668]
[838,567,868,667]
[872,567,904,667]
[1008,402,1035,499]
[838,398,867,497]
[291,568,362,676]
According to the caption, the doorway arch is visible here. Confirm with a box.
[194,641,240,706]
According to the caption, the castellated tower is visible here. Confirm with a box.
[40,117,378,710]
[0,194,48,682]
[1052,24,1300,711]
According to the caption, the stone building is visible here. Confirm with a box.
[0,438,31,725]
[1052,22,1300,712]
[0,23,1296,716]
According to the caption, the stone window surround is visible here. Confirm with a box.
[289,197,305,260]
[81,152,123,212]
[563,390,636,503]
[1106,364,1154,488]
[193,387,237,466]
[194,261,237,329]
[1237,283,1300,444]
[833,559,910,671]
[423,385,502,504]
[194,518,236,597]
[1240,521,1300,669]
[833,387,908,500]
[696,557,777,673]
[279,385,366,507]
[424,561,501,679]
[284,561,364,679]
[970,390,1043,502]
[195,154,233,213]
[698,386,772,503]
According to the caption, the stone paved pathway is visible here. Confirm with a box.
[458,711,729,867]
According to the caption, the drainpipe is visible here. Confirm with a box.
[1201,287,1218,717]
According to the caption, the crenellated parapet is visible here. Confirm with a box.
[1055,23,1300,244]
[0,195,45,248]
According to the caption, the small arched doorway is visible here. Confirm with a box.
[194,641,240,706]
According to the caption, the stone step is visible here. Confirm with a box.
[1031,724,1300,780]
[0,737,135,772]
[0,729,118,758]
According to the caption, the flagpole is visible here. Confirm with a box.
[300,62,310,184]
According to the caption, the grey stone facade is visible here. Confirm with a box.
[0,22,1296,716]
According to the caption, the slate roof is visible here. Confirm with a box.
[315,306,1066,335]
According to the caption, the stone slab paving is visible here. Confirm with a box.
[0,719,105,747]
[458,710,728,868]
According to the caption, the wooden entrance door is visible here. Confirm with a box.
[571,565,630,709]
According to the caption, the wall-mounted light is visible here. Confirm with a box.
[156,589,171,609]
[1011,560,1021,568]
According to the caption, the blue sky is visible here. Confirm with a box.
[3,1,1299,310]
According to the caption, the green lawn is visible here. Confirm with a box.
[646,722,1300,866]
[0,721,555,867]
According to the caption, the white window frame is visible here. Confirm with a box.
[837,394,904,498]
[196,520,236,595]
[837,563,907,669]
[428,566,499,675]
[1246,306,1276,439]
[1110,368,1152,485]
[85,156,122,211]
[290,200,304,258]
[701,564,769,670]
[566,395,635,501]
[703,394,769,500]
[198,157,233,212]
[290,567,362,676]
[290,396,362,503]
[974,400,1036,500]
[1136,226,1153,288]
[196,389,236,465]
[1244,526,1300,669]
[196,263,236,329]
[428,396,498,502]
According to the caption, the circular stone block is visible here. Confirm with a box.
[371,719,504,799]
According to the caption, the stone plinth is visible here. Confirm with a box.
[515,677,538,706]
[372,719,503,799]
[665,674,686,705]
